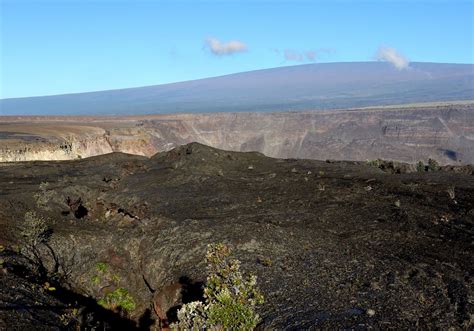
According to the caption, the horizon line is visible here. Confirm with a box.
[2,60,473,100]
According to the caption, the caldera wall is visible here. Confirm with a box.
[1,103,473,164]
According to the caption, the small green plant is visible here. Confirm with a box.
[428,158,440,172]
[174,301,207,329]
[257,256,273,267]
[416,161,425,172]
[172,243,264,330]
[98,287,136,313]
[111,274,121,283]
[19,211,49,248]
[91,261,136,315]
[34,182,55,211]
[366,159,382,168]
[91,275,100,285]
[17,211,51,274]
[96,262,109,273]
[59,307,80,328]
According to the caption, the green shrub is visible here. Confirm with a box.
[366,159,382,168]
[428,158,440,172]
[172,243,264,330]
[207,287,260,329]
[19,211,49,248]
[175,301,207,329]
[95,262,109,273]
[91,275,100,285]
[91,261,136,315]
[34,182,54,211]
[98,287,136,313]
[416,161,425,172]
[16,211,51,275]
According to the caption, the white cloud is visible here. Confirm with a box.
[205,37,247,56]
[375,46,410,70]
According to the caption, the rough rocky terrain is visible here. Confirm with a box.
[0,142,473,329]
[1,102,474,165]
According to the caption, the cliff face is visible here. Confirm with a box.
[0,126,114,162]
[1,103,473,164]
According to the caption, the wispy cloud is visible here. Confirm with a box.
[375,46,410,70]
[274,48,335,63]
[205,37,248,56]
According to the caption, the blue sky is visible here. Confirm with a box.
[1,0,473,98]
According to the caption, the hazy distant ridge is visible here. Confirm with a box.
[1,62,473,116]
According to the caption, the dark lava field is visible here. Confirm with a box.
[0,143,473,329]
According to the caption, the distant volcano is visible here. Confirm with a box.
[1,62,473,116]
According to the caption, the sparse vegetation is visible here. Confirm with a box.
[416,161,425,172]
[417,159,442,172]
[34,181,55,211]
[96,262,109,273]
[171,243,264,330]
[17,211,51,274]
[19,211,50,251]
[91,275,100,285]
[257,256,273,267]
[97,287,136,313]
[91,261,136,315]
[18,183,55,270]
[428,158,440,172]
[366,159,382,168]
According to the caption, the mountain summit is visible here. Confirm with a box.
[1,62,473,116]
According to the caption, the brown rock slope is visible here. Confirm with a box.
[0,143,473,329]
